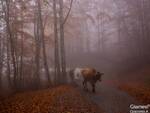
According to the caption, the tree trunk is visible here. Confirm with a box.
[34,9,41,88]
[59,0,67,83]
[37,0,51,85]
[5,0,18,88]
[0,35,3,88]
[53,0,61,84]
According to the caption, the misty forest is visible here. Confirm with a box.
[0,0,150,113]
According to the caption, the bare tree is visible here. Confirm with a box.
[0,34,4,88]
[34,4,41,88]
[53,0,61,84]
[59,0,67,83]
[5,0,18,88]
[37,0,51,85]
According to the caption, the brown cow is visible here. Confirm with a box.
[81,68,103,92]
[81,68,103,93]
[69,67,103,92]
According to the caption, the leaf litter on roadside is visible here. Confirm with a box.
[0,85,103,113]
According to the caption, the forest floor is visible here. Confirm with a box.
[118,84,150,104]
[117,66,150,104]
[0,82,140,113]
[0,67,150,113]
[0,85,103,113]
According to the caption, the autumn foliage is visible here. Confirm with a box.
[119,84,150,104]
[0,85,102,113]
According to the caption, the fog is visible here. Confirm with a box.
[0,0,150,95]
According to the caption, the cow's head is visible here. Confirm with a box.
[96,72,104,82]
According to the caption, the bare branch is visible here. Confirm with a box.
[63,0,73,25]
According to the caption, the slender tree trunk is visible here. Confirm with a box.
[37,0,51,85]
[19,7,24,88]
[59,0,67,83]
[1,0,11,89]
[53,0,61,84]
[34,9,41,88]
[13,15,19,89]
[6,40,11,87]
[85,21,90,53]
[97,15,101,51]
[5,0,17,88]
[100,8,105,54]
[0,35,3,88]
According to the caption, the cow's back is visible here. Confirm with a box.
[81,68,96,80]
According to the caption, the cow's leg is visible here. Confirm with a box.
[85,81,88,91]
[92,83,95,93]
[83,80,88,91]
[82,80,85,89]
